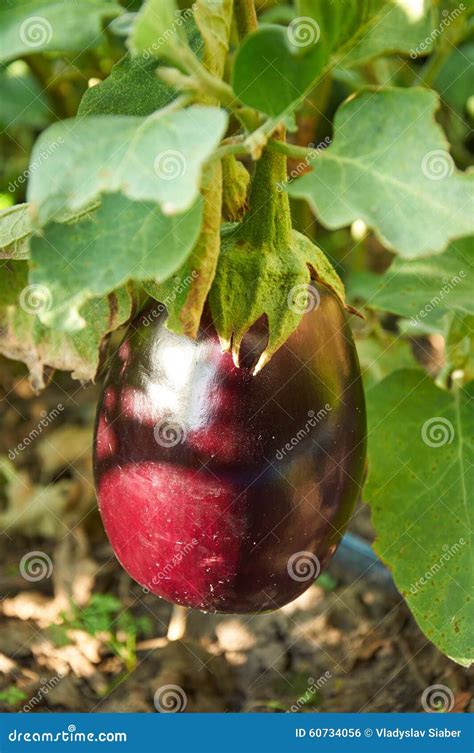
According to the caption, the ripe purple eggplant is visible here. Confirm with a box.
[93,286,366,613]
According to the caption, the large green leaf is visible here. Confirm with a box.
[365,370,473,666]
[0,261,132,390]
[27,106,228,225]
[0,0,122,63]
[232,0,435,116]
[350,238,474,323]
[288,88,474,257]
[29,193,203,331]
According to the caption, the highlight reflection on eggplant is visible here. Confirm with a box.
[94,285,367,613]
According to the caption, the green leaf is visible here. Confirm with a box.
[0,260,29,305]
[78,54,176,117]
[355,333,416,390]
[0,202,102,261]
[351,237,474,323]
[232,1,435,117]
[0,205,32,260]
[288,88,474,257]
[0,260,132,390]
[365,370,473,666]
[0,64,50,130]
[433,42,474,164]
[434,42,474,116]
[128,0,187,59]
[78,14,203,117]
[0,0,122,63]
[232,24,324,117]
[27,105,228,225]
[29,193,203,331]
[331,0,437,67]
[445,314,474,383]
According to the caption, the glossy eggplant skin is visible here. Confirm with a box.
[93,285,366,613]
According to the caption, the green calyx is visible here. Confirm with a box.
[209,146,346,374]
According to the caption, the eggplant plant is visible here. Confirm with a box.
[0,0,472,666]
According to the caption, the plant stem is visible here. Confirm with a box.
[237,107,262,132]
[418,44,452,88]
[212,142,249,161]
[178,46,259,130]
[179,46,237,106]
[267,140,314,160]
[235,0,258,38]
[418,12,468,88]
[240,131,292,249]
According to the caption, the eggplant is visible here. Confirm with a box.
[93,285,366,613]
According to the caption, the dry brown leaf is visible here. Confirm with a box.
[36,425,93,478]
[0,460,73,539]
